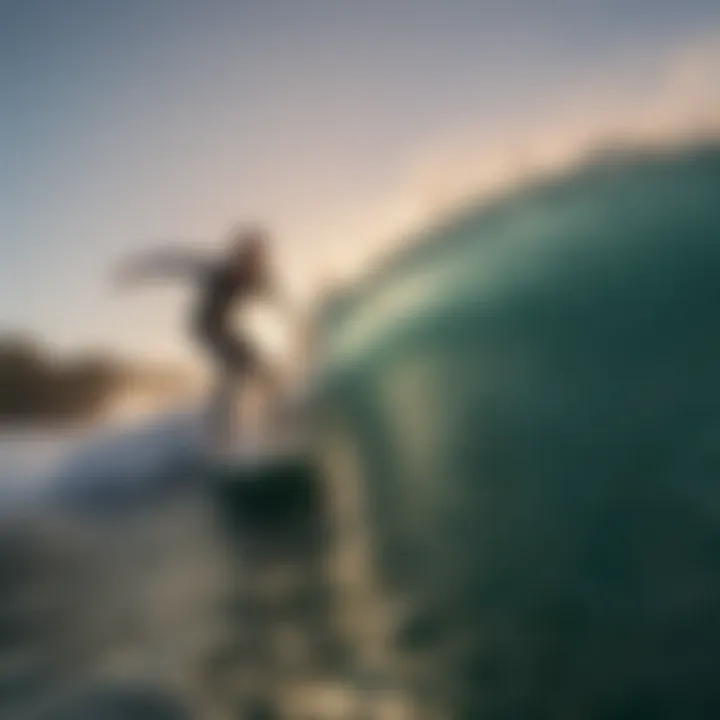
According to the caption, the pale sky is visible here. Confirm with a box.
[1,0,719,366]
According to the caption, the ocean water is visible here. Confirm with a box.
[0,417,224,718]
[311,143,720,718]
[0,413,401,720]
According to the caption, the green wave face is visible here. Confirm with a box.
[314,144,720,717]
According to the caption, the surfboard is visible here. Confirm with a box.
[209,448,320,532]
[204,408,320,530]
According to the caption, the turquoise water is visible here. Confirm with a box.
[314,142,720,717]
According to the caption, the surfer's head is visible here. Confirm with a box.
[228,224,269,271]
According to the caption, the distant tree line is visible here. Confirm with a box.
[0,336,189,424]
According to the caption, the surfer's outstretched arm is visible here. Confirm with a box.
[113,246,210,288]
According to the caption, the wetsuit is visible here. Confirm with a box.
[193,260,269,376]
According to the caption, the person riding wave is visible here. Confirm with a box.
[114,225,294,451]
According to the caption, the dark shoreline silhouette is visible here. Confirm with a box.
[0,335,189,424]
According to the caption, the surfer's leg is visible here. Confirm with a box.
[252,354,297,436]
[202,328,281,445]
[225,336,288,435]
[206,373,238,454]
[198,329,245,453]
[218,332,267,441]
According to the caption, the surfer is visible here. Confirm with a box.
[114,225,292,451]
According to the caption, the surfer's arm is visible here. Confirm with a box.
[113,247,210,288]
